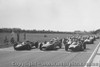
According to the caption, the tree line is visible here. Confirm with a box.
[0,28,73,34]
[0,28,99,34]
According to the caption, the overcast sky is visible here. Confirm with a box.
[0,0,100,31]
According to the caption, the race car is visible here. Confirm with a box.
[13,41,39,50]
[84,36,95,44]
[39,38,62,50]
[64,38,86,51]
[68,41,86,51]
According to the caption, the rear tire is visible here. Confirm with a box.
[82,42,86,49]
[35,42,39,48]
[80,45,84,51]
[39,43,43,50]
[83,43,86,49]
[65,44,69,51]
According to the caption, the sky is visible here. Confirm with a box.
[0,0,100,32]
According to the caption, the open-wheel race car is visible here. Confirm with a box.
[13,41,39,50]
[83,36,95,44]
[63,38,86,51]
[39,38,62,51]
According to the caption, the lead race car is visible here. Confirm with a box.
[39,38,62,50]
[13,41,39,50]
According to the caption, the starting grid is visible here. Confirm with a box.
[0,47,93,54]
[0,41,100,67]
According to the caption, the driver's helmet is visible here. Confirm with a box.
[50,40,53,44]
[22,42,25,45]
[44,41,47,44]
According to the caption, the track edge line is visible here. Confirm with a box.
[84,41,100,67]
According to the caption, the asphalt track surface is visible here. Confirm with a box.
[0,39,100,67]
